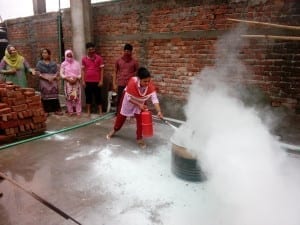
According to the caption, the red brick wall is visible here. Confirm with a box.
[4,0,300,117]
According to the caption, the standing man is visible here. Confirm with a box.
[82,42,104,116]
[113,43,139,113]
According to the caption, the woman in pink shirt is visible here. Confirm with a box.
[106,67,163,148]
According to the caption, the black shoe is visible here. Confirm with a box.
[0,192,3,198]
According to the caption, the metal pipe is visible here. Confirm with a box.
[57,7,62,62]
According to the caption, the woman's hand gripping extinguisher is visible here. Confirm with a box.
[141,110,153,137]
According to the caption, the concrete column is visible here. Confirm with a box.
[32,0,46,15]
[70,0,92,107]
[70,0,86,61]
[82,0,92,43]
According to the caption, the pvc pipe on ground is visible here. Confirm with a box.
[0,113,115,151]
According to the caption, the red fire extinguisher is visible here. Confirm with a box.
[141,110,153,137]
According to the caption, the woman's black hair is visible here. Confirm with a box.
[40,48,51,59]
[137,67,151,79]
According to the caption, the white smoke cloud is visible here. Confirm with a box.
[172,26,300,225]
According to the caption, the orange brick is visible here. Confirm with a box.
[14,91,23,99]
[0,114,8,121]
[6,90,15,97]
[32,116,46,123]
[17,130,32,137]
[11,112,18,120]
[23,91,35,97]
[0,135,14,144]
[17,111,24,119]
[27,110,33,117]
[25,123,31,130]
[0,113,13,121]
[30,122,35,129]
[0,120,19,129]
[5,84,14,90]
[28,102,41,109]
[0,103,8,109]
[0,108,12,115]
[0,88,7,97]
[19,125,25,132]
[18,118,31,126]
[33,108,44,116]
[12,98,26,106]
[21,88,35,92]
[5,127,18,135]
[26,95,41,103]
[11,104,28,112]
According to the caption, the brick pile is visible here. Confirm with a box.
[0,81,47,144]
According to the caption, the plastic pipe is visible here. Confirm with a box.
[0,113,114,151]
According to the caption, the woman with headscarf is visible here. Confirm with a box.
[0,44,35,87]
[36,48,63,116]
[60,50,82,116]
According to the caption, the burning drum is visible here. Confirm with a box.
[171,140,203,182]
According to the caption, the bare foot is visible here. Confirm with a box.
[106,130,115,140]
[137,139,146,149]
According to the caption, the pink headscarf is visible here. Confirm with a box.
[65,49,74,63]
[61,49,81,78]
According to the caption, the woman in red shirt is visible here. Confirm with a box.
[107,67,163,148]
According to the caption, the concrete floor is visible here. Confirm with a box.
[0,113,192,225]
[0,112,299,225]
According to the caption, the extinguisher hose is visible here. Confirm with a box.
[153,115,178,130]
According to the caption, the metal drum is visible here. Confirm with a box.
[171,141,203,182]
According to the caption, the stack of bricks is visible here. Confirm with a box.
[0,81,47,144]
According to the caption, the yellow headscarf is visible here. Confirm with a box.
[3,45,24,69]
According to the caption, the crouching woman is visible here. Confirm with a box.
[106,67,163,148]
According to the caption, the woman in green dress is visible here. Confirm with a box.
[0,44,35,87]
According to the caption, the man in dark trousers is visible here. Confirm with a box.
[113,43,139,113]
[82,42,105,116]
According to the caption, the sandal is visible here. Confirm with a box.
[137,139,146,149]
